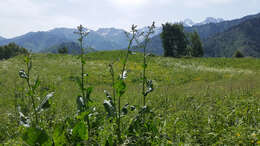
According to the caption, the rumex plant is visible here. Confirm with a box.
[140,21,155,107]
[103,24,138,144]
[18,53,54,145]
[103,23,161,145]
[51,25,97,145]
[74,24,93,135]
[125,22,162,145]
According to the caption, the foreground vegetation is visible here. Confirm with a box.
[0,49,259,145]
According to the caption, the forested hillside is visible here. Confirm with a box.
[145,13,260,57]
[204,17,260,57]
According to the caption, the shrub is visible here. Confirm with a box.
[57,46,68,54]
[233,50,244,58]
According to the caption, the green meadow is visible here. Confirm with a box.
[0,51,259,145]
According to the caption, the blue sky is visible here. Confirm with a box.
[0,0,259,38]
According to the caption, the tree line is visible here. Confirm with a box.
[0,43,28,60]
[161,23,204,57]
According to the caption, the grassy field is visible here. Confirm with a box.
[0,50,259,145]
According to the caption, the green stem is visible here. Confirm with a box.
[143,44,146,107]
[117,95,121,143]
[26,60,38,124]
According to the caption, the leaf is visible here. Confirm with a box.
[36,92,54,112]
[77,96,85,113]
[120,70,128,79]
[28,61,32,72]
[32,76,40,91]
[19,70,28,79]
[103,100,116,117]
[115,80,126,96]
[104,90,112,101]
[72,121,88,140]
[53,124,68,145]
[144,80,153,97]
[121,104,129,115]
[18,106,30,127]
[130,105,136,111]
[81,58,86,65]
[22,127,50,145]
[24,54,30,64]
[85,87,93,102]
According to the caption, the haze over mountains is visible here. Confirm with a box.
[0,13,260,57]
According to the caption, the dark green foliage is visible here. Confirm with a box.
[161,23,188,57]
[127,106,160,145]
[22,127,50,145]
[58,46,68,54]
[0,43,28,60]
[233,50,244,58]
[188,31,204,57]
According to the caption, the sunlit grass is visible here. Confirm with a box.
[0,50,259,144]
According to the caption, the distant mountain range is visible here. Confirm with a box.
[0,17,225,53]
[182,17,224,27]
[1,13,260,57]
[0,36,5,41]
[204,17,260,57]
[43,42,96,54]
[145,13,260,57]
[0,28,130,52]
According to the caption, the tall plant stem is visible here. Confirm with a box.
[142,44,147,107]
[76,25,91,135]
[117,25,137,143]
[26,56,38,124]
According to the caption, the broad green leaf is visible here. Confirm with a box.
[81,59,86,65]
[32,76,40,91]
[85,87,93,101]
[72,121,88,140]
[115,80,126,96]
[53,124,68,145]
[36,92,54,112]
[22,127,50,145]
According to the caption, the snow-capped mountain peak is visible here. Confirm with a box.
[183,18,195,27]
[194,17,225,26]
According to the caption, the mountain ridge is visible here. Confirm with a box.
[0,36,5,41]
[204,17,260,57]
[145,12,260,57]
